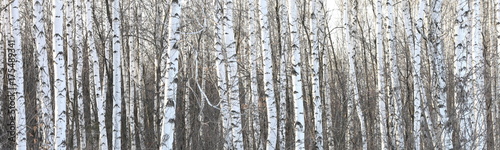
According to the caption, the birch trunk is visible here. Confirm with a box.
[223,0,243,148]
[278,0,289,149]
[65,0,77,148]
[248,0,262,149]
[455,0,472,149]
[75,0,86,148]
[160,0,182,149]
[53,0,67,148]
[86,0,108,148]
[472,0,486,148]
[128,4,136,148]
[112,0,122,148]
[34,0,54,148]
[11,0,27,148]
[258,0,277,149]
[386,0,404,148]
[309,1,322,149]
[288,0,305,148]
[375,0,388,149]
[345,0,366,149]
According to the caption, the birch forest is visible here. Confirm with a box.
[1,0,500,149]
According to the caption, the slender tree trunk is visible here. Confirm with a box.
[455,0,471,149]
[75,0,86,148]
[86,0,108,148]
[11,0,27,148]
[309,1,322,149]
[112,0,122,148]
[34,0,53,148]
[344,0,366,149]
[65,0,77,148]
[277,0,289,149]
[258,0,277,149]
[160,0,182,149]
[472,0,486,148]
[248,0,262,149]
[223,0,243,148]
[375,0,388,149]
[386,0,404,149]
[288,0,305,148]
[53,0,67,148]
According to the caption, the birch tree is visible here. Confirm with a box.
[160,0,182,149]
[386,0,404,148]
[288,0,305,148]
[223,0,243,148]
[112,0,122,148]
[12,0,27,148]
[344,0,366,149]
[248,0,262,149]
[309,0,322,148]
[472,0,486,148]
[455,0,472,148]
[75,0,86,148]
[258,0,277,149]
[65,0,77,148]
[53,0,67,148]
[86,0,108,148]
[277,0,289,149]
[375,0,388,148]
[429,0,452,148]
[33,0,53,148]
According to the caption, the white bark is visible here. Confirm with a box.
[248,0,262,149]
[214,0,231,148]
[429,0,452,149]
[310,1,322,149]
[376,0,388,149]
[75,0,86,148]
[386,0,404,149]
[112,0,122,148]
[65,0,77,148]
[415,0,434,148]
[34,0,53,148]
[223,0,243,148]
[53,0,67,148]
[278,0,289,149]
[288,0,305,148]
[160,0,182,149]
[86,0,108,148]
[472,0,485,148]
[345,0,366,149]
[258,0,277,149]
[128,3,136,148]
[12,0,27,148]
[455,0,472,149]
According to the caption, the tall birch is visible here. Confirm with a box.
[34,0,53,148]
[223,0,243,148]
[386,0,404,148]
[12,0,27,148]
[375,0,388,148]
[248,0,262,149]
[65,0,77,148]
[258,0,277,149]
[277,0,289,149]
[112,0,122,148]
[53,0,67,148]
[310,0,323,149]
[288,0,305,148]
[75,0,86,148]
[160,0,182,149]
[472,0,486,148]
[86,0,108,148]
[455,0,472,149]
[429,0,452,148]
